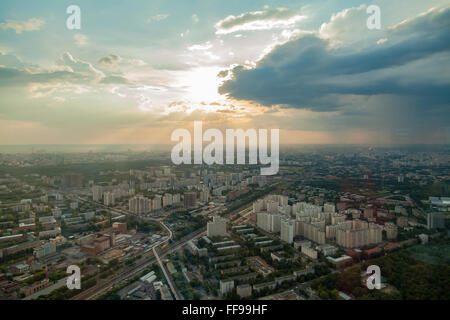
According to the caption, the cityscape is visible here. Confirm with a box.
[0,0,449,307]
[0,145,449,301]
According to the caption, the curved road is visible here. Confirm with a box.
[69,186,275,300]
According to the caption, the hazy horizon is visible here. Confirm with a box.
[0,143,448,154]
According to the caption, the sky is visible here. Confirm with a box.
[0,0,449,145]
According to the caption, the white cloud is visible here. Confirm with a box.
[188,42,213,51]
[128,59,146,67]
[74,33,88,47]
[98,54,146,71]
[318,5,394,49]
[59,52,105,83]
[0,18,45,34]
[180,29,190,38]
[319,5,368,45]
[0,51,38,71]
[319,4,450,48]
[146,14,169,23]
[215,8,306,35]
[389,5,450,34]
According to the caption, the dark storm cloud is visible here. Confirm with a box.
[219,7,450,112]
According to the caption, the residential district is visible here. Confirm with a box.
[0,145,449,300]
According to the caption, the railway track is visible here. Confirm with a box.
[71,227,206,300]
[70,186,275,300]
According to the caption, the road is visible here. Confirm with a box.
[67,195,176,299]
[69,185,276,300]
[71,227,206,300]
[153,247,181,300]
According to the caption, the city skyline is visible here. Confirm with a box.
[1,0,449,145]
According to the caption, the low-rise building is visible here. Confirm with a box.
[33,243,56,259]
[327,255,353,269]
[418,233,429,244]
[20,278,51,297]
[236,284,252,298]
[220,279,235,295]
[301,246,318,260]
[253,281,276,293]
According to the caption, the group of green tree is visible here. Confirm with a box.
[311,248,450,300]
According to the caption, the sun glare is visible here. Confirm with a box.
[181,67,225,104]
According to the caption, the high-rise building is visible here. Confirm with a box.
[207,216,227,237]
[270,214,281,233]
[280,218,294,244]
[384,222,398,240]
[92,186,103,202]
[324,203,336,213]
[103,192,115,206]
[200,190,210,203]
[335,220,382,248]
[184,192,197,208]
[326,224,340,239]
[364,206,376,219]
[172,193,181,204]
[61,173,83,189]
[257,212,271,231]
[331,213,346,225]
[153,195,162,211]
[266,200,279,214]
[220,279,234,295]
[427,212,445,230]
[297,221,326,244]
[396,216,408,227]
[129,196,152,214]
[256,212,283,233]
[163,193,173,207]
